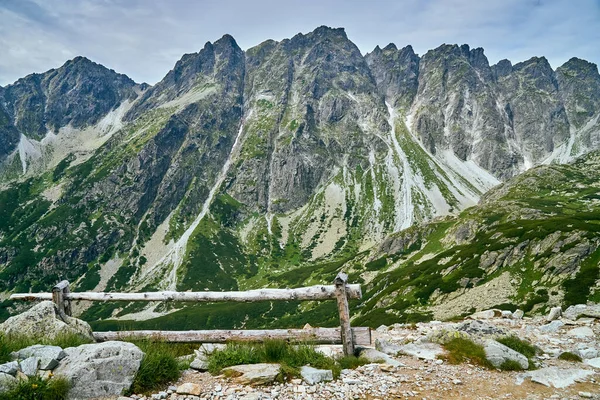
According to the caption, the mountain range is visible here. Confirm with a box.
[0,26,598,328]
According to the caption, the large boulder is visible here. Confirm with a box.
[0,301,93,342]
[484,339,529,370]
[53,341,144,399]
[563,304,600,320]
[0,372,17,394]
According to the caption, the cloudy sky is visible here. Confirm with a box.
[0,0,599,86]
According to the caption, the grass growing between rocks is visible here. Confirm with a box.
[439,338,492,368]
[497,336,538,369]
[0,333,93,363]
[0,376,70,400]
[206,340,356,380]
[558,351,582,362]
[126,339,197,395]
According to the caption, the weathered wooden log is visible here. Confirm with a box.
[93,327,371,345]
[10,284,362,303]
[334,272,355,356]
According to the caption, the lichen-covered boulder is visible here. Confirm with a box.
[0,301,93,342]
[53,341,144,399]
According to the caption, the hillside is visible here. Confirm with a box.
[0,26,599,328]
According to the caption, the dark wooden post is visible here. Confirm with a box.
[334,272,354,356]
[52,280,71,319]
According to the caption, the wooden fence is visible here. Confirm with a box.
[11,272,369,355]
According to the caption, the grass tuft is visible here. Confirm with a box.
[206,340,361,380]
[499,359,526,371]
[496,336,538,359]
[558,351,582,362]
[126,339,196,395]
[0,375,70,400]
[439,337,492,368]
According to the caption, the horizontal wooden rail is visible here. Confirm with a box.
[10,285,362,303]
[93,327,371,346]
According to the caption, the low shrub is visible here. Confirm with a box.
[126,339,196,395]
[558,351,582,362]
[0,375,70,400]
[439,337,492,368]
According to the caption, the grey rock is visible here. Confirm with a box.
[457,320,507,338]
[539,320,565,333]
[568,326,595,338]
[0,372,17,393]
[300,365,333,385]
[512,310,525,320]
[16,345,66,370]
[0,361,19,376]
[564,304,600,320]
[484,339,529,370]
[396,342,445,360]
[374,339,403,356]
[516,367,595,388]
[53,341,144,399]
[584,357,600,369]
[547,306,562,321]
[468,309,502,320]
[0,301,94,342]
[19,356,39,377]
[359,348,404,367]
[222,363,281,386]
[576,347,598,360]
[189,358,209,371]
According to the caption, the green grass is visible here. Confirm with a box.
[0,333,93,364]
[496,336,538,359]
[499,359,526,371]
[440,337,492,368]
[558,351,582,362]
[125,339,196,395]
[206,340,355,380]
[0,376,70,400]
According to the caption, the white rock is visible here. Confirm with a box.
[0,361,19,376]
[546,307,562,322]
[300,366,333,385]
[484,339,529,370]
[53,341,144,399]
[176,382,202,395]
[539,320,564,333]
[20,356,39,377]
[222,363,281,386]
[512,310,524,320]
[16,345,66,370]
[516,367,595,388]
[576,347,598,359]
[584,357,600,369]
[468,309,502,320]
[567,327,595,338]
[359,348,404,367]
[397,342,445,360]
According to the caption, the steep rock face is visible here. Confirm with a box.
[495,56,569,167]
[0,105,19,160]
[365,44,420,110]
[1,57,138,139]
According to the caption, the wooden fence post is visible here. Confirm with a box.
[334,272,354,356]
[52,280,71,319]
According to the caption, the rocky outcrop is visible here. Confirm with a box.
[0,301,93,341]
[53,341,144,399]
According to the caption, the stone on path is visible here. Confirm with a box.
[567,326,594,338]
[300,365,333,384]
[468,309,502,320]
[584,357,600,369]
[0,301,93,341]
[484,339,529,370]
[396,342,445,361]
[563,304,600,320]
[53,341,144,399]
[516,367,595,388]
[176,382,202,396]
[359,348,404,367]
[546,306,562,322]
[222,363,281,386]
[539,320,564,333]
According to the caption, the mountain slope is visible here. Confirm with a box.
[0,26,599,327]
